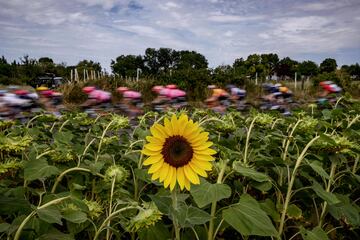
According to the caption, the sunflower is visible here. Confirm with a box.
[142,114,216,191]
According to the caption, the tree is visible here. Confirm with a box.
[275,57,298,79]
[175,50,208,70]
[348,63,360,80]
[144,48,160,75]
[38,57,54,64]
[157,48,179,72]
[111,55,144,78]
[320,58,337,73]
[298,61,318,77]
[260,53,279,79]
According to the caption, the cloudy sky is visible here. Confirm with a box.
[0,0,359,71]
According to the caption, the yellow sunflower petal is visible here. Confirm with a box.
[164,167,174,188]
[148,161,163,174]
[177,167,185,190]
[141,148,161,156]
[150,123,167,139]
[164,166,173,188]
[159,163,170,182]
[184,165,200,184]
[192,160,213,171]
[189,161,208,177]
[191,139,208,147]
[151,170,161,181]
[193,154,215,161]
[193,142,213,150]
[177,114,189,135]
[170,168,177,191]
[164,118,174,136]
[144,143,163,152]
[184,177,191,191]
[146,136,164,144]
[171,114,179,135]
[189,131,209,143]
[143,155,163,166]
[183,120,198,137]
[196,148,217,155]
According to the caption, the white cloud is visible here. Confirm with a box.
[0,0,359,68]
[208,13,264,23]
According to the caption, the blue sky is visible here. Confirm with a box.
[0,0,359,72]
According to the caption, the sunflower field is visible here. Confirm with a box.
[0,103,360,240]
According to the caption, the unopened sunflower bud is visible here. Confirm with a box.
[127,202,162,232]
[104,165,129,184]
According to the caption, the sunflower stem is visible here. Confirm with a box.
[208,159,227,240]
[171,188,181,240]
[244,117,258,165]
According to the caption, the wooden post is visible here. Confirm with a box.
[294,72,297,90]
[255,72,258,85]
[75,68,79,82]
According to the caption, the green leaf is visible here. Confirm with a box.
[312,182,340,205]
[24,158,60,181]
[222,194,278,236]
[38,228,75,240]
[54,131,73,144]
[149,194,172,215]
[190,180,231,208]
[287,204,302,219]
[328,194,360,227]
[138,223,170,240]
[62,209,87,224]
[36,206,63,225]
[251,181,272,192]
[308,161,330,180]
[0,223,10,233]
[300,226,329,240]
[0,196,31,215]
[175,204,211,227]
[233,162,270,182]
[259,198,280,222]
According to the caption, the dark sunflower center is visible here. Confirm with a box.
[161,135,193,168]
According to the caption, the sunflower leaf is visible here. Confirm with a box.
[190,179,231,208]
[300,226,329,240]
[24,158,60,181]
[222,194,278,236]
[232,162,270,182]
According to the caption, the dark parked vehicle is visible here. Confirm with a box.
[30,73,64,88]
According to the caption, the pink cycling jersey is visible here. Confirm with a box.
[89,90,111,102]
[123,90,141,99]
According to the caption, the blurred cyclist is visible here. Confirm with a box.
[117,87,143,117]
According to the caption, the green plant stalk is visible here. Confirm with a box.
[334,96,344,109]
[319,162,337,227]
[14,196,70,240]
[171,188,181,240]
[244,117,258,165]
[106,177,116,240]
[208,160,227,240]
[58,119,70,132]
[93,206,139,240]
[278,135,320,239]
[279,120,302,187]
[92,119,116,199]
[347,114,360,129]
[95,119,116,162]
[353,157,359,174]
[51,167,104,193]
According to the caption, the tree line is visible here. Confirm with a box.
[1,48,359,91]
